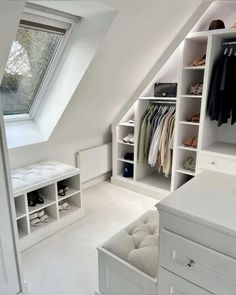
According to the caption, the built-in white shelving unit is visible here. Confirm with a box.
[112,1,236,198]
[12,168,84,251]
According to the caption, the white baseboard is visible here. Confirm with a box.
[95,291,102,295]
[82,172,111,190]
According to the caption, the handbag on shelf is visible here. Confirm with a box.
[154,82,177,97]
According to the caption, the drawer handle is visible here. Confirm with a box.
[187,259,195,270]
[211,161,215,165]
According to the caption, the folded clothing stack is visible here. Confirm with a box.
[30,209,49,227]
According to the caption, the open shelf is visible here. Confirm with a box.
[17,217,28,239]
[58,188,80,201]
[118,122,135,127]
[59,204,80,218]
[30,203,58,233]
[203,142,236,158]
[138,172,171,191]
[139,96,177,101]
[118,141,134,146]
[58,194,81,218]
[179,121,200,126]
[183,66,205,70]
[31,216,56,233]
[118,158,134,164]
[14,195,26,219]
[175,168,195,176]
[178,145,197,152]
[180,95,202,99]
[28,199,56,214]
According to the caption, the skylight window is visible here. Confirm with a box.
[0,20,65,116]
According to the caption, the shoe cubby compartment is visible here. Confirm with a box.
[117,125,134,143]
[57,174,80,201]
[177,124,199,150]
[14,194,26,219]
[178,97,201,124]
[182,37,207,68]
[117,144,134,163]
[117,160,134,179]
[17,217,28,239]
[180,70,204,96]
[173,172,194,190]
[30,204,57,233]
[137,169,171,191]
[175,149,196,176]
[119,105,135,125]
[11,162,83,250]
[201,120,236,157]
[58,194,81,218]
[28,184,56,214]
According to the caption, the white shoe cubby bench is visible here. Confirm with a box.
[11,161,85,251]
[96,210,159,295]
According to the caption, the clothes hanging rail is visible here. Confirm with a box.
[221,40,236,46]
[150,100,176,105]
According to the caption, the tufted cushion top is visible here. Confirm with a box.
[11,161,77,192]
[102,210,159,278]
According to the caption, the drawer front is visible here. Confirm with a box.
[158,268,212,295]
[197,153,236,175]
[159,229,236,294]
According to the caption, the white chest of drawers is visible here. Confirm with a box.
[156,171,236,295]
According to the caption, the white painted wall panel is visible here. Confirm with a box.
[9,0,203,169]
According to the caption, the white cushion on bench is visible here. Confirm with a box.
[11,161,77,192]
[102,210,159,278]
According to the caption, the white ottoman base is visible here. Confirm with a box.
[96,247,158,295]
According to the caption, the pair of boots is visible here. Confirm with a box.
[57,181,69,196]
[28,191,44,207]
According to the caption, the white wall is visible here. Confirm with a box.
[8,0,203,169]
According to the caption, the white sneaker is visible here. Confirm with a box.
[123,133,134,144]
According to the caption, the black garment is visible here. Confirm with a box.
[207,51,236,126]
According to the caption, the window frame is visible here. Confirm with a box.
[3,4,80,122]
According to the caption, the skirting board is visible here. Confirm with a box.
[82,172,112,190]
[111,176,168,200]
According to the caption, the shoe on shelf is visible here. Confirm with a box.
[183,156,193,170]
[183,157,196,171]
[190,54,206,67]
[59,201,71,211]
[30,218,41,227]
[192,137,198,148]
[183,137,198,148]
[188,83,203,95]
[122,163,133,178]
[186,113,200,123]
[28,190,45,207]
[124,152,134,161]
[122,133,134,144]
[57,181,69,196]
[29,209,49,225]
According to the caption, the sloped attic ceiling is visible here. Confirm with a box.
[2,1,117,148]
[8,0,212,169]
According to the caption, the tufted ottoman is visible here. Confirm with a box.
[96,210,159,295]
